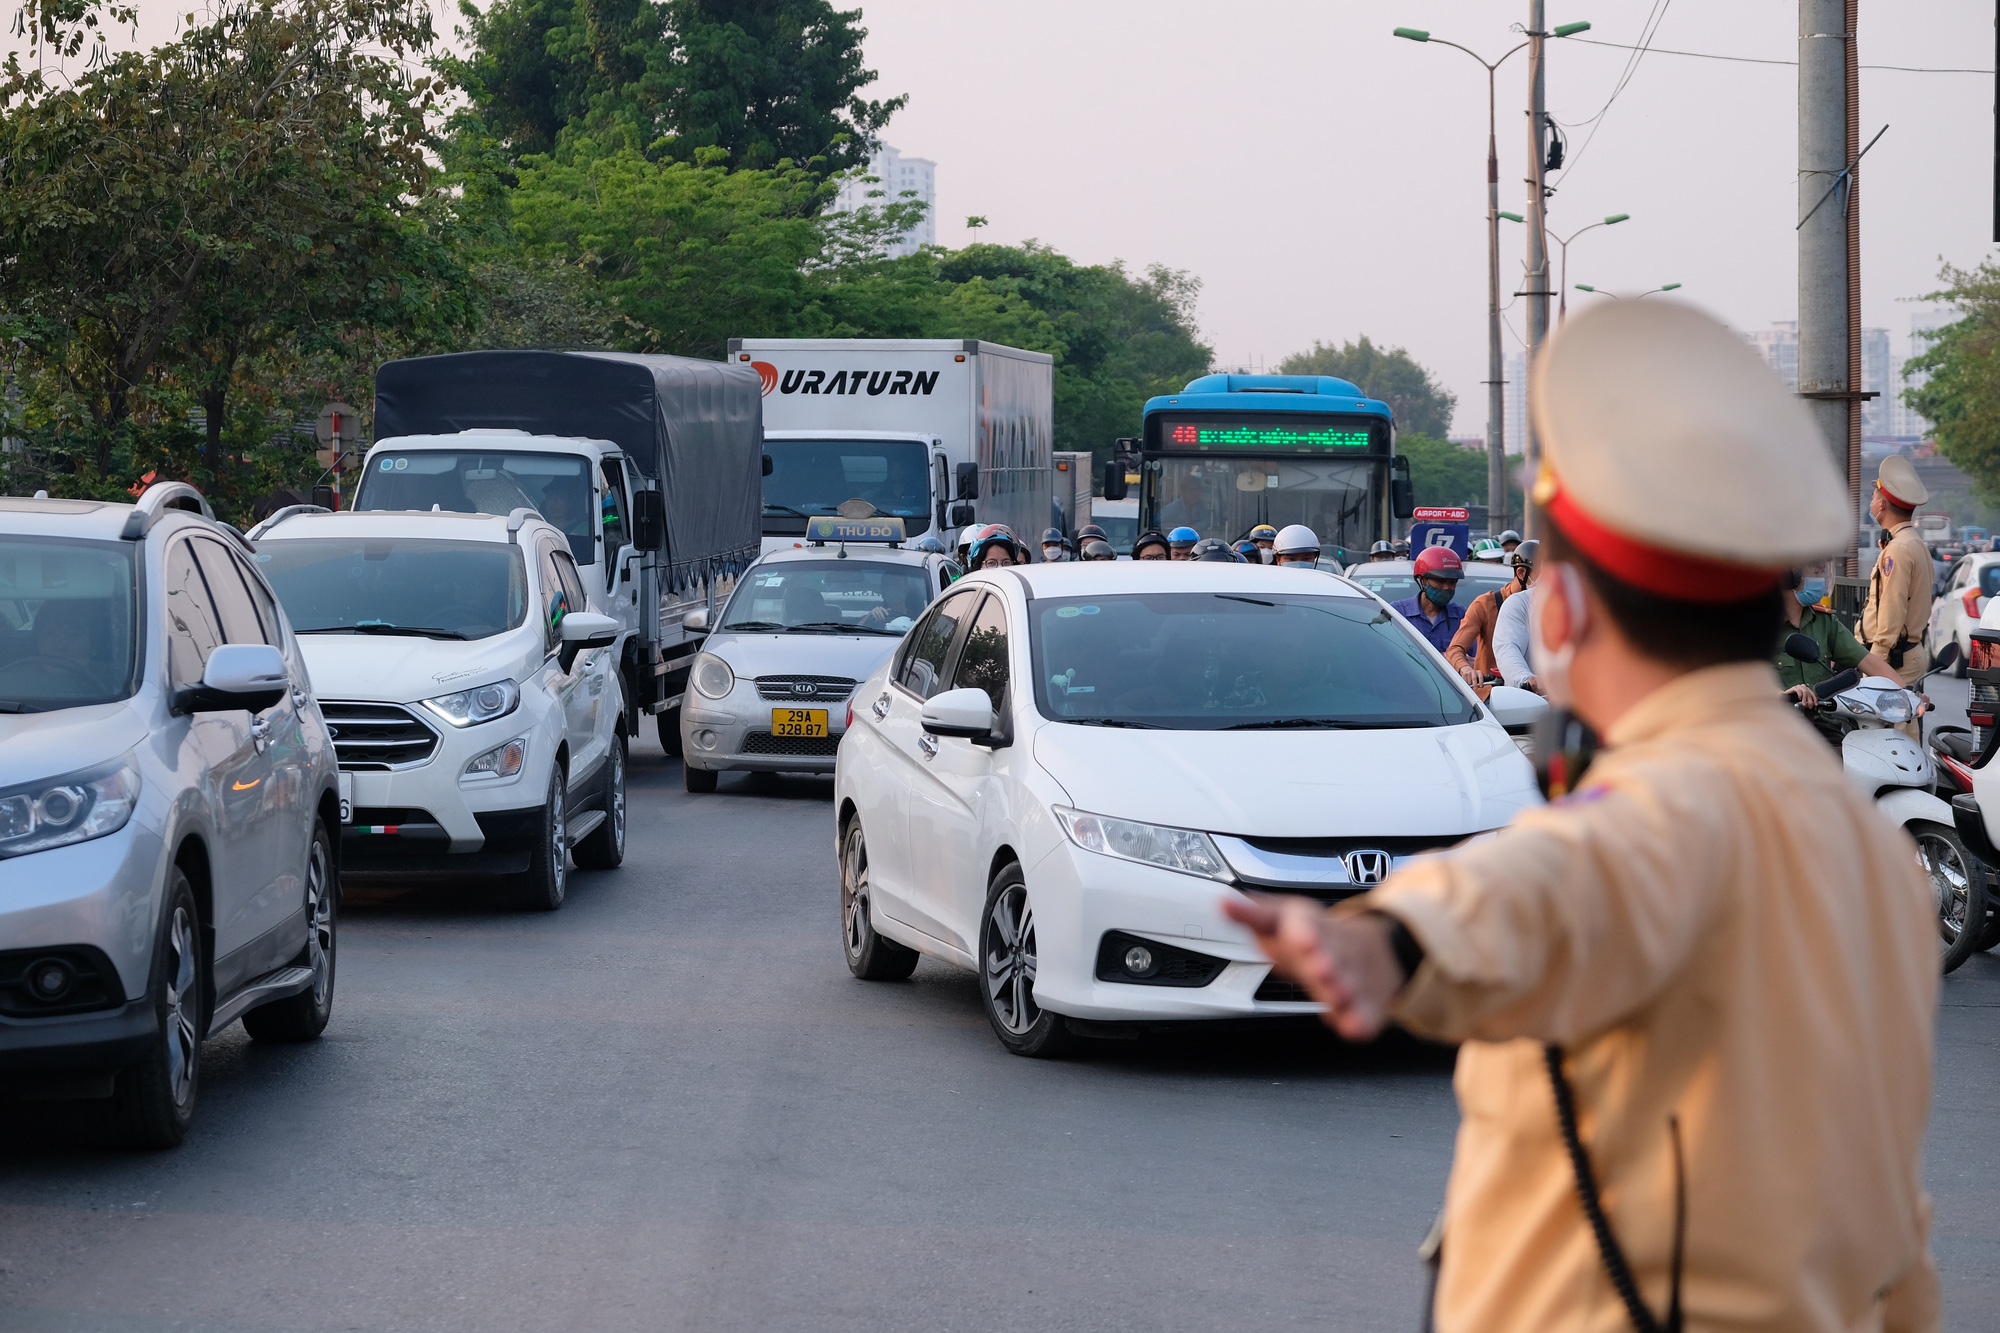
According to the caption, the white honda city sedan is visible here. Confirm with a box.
[832,561,1546,1055]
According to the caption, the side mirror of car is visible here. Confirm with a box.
[1783,632,1823,664]
[762,454,774,477]
[176,643,288,715]
[1486,685,1549,735]
[681,607,709,632]
[631,489,666,552]
[1389,455,1416,520]
[1101,458,1127,502]
[955,462,980,501]
[921,687,995,740]
[558,610,620,671]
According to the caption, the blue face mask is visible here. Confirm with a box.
[1797,577,1827,607]
[1421,583,1453,609]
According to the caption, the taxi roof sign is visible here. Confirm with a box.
[807,515,906,543]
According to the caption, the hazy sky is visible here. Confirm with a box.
[55,1,1999,435]
[855,0,1992,433]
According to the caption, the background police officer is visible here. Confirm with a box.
[1225,302,1938,1333]
[1861,454,1937,692]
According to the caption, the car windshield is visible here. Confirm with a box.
[719,560,933,635]
[1348,565,1513,611]
[256,539,528,640]
[1148,456,1378,554]
[352,451,598,564]
[762,439,932,536]
[1030,591,1475,730]
[0,537,140,711]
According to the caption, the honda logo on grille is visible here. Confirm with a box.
[1344,850,1391,886]
[791,682,818,696]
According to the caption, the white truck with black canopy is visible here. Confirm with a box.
[356,350,763,754]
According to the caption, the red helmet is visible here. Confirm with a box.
[1413,546,1466,581]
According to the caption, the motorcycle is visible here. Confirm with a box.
[1784,635,1990,973]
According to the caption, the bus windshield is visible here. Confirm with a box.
[1148,457,1378,552]
[763,439,931,537]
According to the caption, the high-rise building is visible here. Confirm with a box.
[830,143,936,257]
[1896,310,1953,439]
[1745,321,1800,392]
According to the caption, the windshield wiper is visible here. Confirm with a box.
[1215,594,1275,607]
[0,699,37,714]
[1060,717,1164,729]
[304,624,468,640]
[722,620,786,631]
[1224,717,1439,731]
[763,504,812,518]
[785,621,898,636]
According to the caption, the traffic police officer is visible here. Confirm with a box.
[1860,454,1937,691]
[1225,301,1938,1333]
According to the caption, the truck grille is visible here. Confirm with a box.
[320,702,440,770]
[741,731,841,757]
[754,674,858,703]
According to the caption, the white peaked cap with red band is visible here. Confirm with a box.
[1876,453,1929,510]
[1529,300,1849,603]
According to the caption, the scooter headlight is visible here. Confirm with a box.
[1870,690,1913,724]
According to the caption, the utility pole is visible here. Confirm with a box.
[1798,0,1860,575]
[1487,73,1508,537]
[1522,0,1552,532]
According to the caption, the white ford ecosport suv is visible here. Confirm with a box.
[249,506,624,909]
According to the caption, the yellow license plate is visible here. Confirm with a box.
[771,708,829,738]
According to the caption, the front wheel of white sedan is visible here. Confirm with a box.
[979,862,1074,1058]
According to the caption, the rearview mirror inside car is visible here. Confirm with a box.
[176,643,288,715]
[921,687,994,740]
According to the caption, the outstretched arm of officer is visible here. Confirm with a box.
[1227,768,1727,1046]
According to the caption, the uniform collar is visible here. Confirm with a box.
[1887,521,1914,536]
[1604,660,1783,749]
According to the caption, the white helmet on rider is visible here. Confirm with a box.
[1272,524,1321,564]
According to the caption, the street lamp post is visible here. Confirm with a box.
[1554,213,1630,322]
[1573,282,1683,300]
[1394,26,1527,534]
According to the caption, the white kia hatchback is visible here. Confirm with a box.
[833,561,1545,1055]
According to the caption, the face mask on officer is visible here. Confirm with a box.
[1530,562,1590,709]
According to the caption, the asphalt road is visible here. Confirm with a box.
[3,737,1998,1332]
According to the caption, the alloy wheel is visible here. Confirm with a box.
[607,742,626,857]
[841,826,869,962]
[164,904,198,1109]
[304,836,334,1008]
[549,781,568,903]
[984,884,1040,1036]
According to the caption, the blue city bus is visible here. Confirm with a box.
[1119,374,1413,564]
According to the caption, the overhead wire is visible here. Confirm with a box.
[1566,36,1991,74]
[1552,0,1674,182]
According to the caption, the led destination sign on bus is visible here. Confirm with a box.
[1163,421,1375,450]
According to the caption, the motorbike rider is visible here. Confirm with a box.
[1041,527,1072,563]
[1447,539,1534,689]
[1271,524,1322,567]
[1247,524,1279,559]
[1192,537,1245,562]
[1390,546,1467,652]
[1494,528,1522,555]
[1167,526,1201,561]
[1776,565,1899,707]
[1365,540,1397,563]
[1224,299,1938,1333]
[1076,523,1111,549]
[1491,544,1542,691]
[1080,538,1117,562]
[968,529,1027,569]
[1131,530,1171,562]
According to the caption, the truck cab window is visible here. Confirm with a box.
[354,451,599,565]
[600,461,629,587]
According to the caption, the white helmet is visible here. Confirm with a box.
[1273,524,1321,557]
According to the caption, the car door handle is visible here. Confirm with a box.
[872,693,891,720]
[917,733,938,759]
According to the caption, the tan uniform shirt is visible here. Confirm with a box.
[1366,663,1938,1333]
[1862,523,1935,687]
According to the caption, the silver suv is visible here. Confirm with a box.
[0,484,341,1147]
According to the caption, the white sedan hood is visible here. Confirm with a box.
[296,631,539,705]
[1031,719,1540,838]
[704,630,902,684]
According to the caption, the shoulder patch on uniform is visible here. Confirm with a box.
[1882,556,1894,572]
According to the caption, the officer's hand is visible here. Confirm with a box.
[1787,683,1819,708]
[1221,893,1402,1041]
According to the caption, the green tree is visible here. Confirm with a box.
[1395,432,1522,515]
[1905,260,2000,506]
[1276,336,1458,438]
[448,0,901,172]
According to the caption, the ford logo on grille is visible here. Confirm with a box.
[791,682,818,696]
[1343,850,1391,886]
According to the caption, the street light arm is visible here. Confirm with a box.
[1417,35,1532,72]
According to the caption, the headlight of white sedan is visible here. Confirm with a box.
[1053,806,1230,881]
[692,652,735,700]
[0,762,140,858]
[421,679,521,727]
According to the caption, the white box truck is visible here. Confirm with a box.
[725,338,1054,557]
